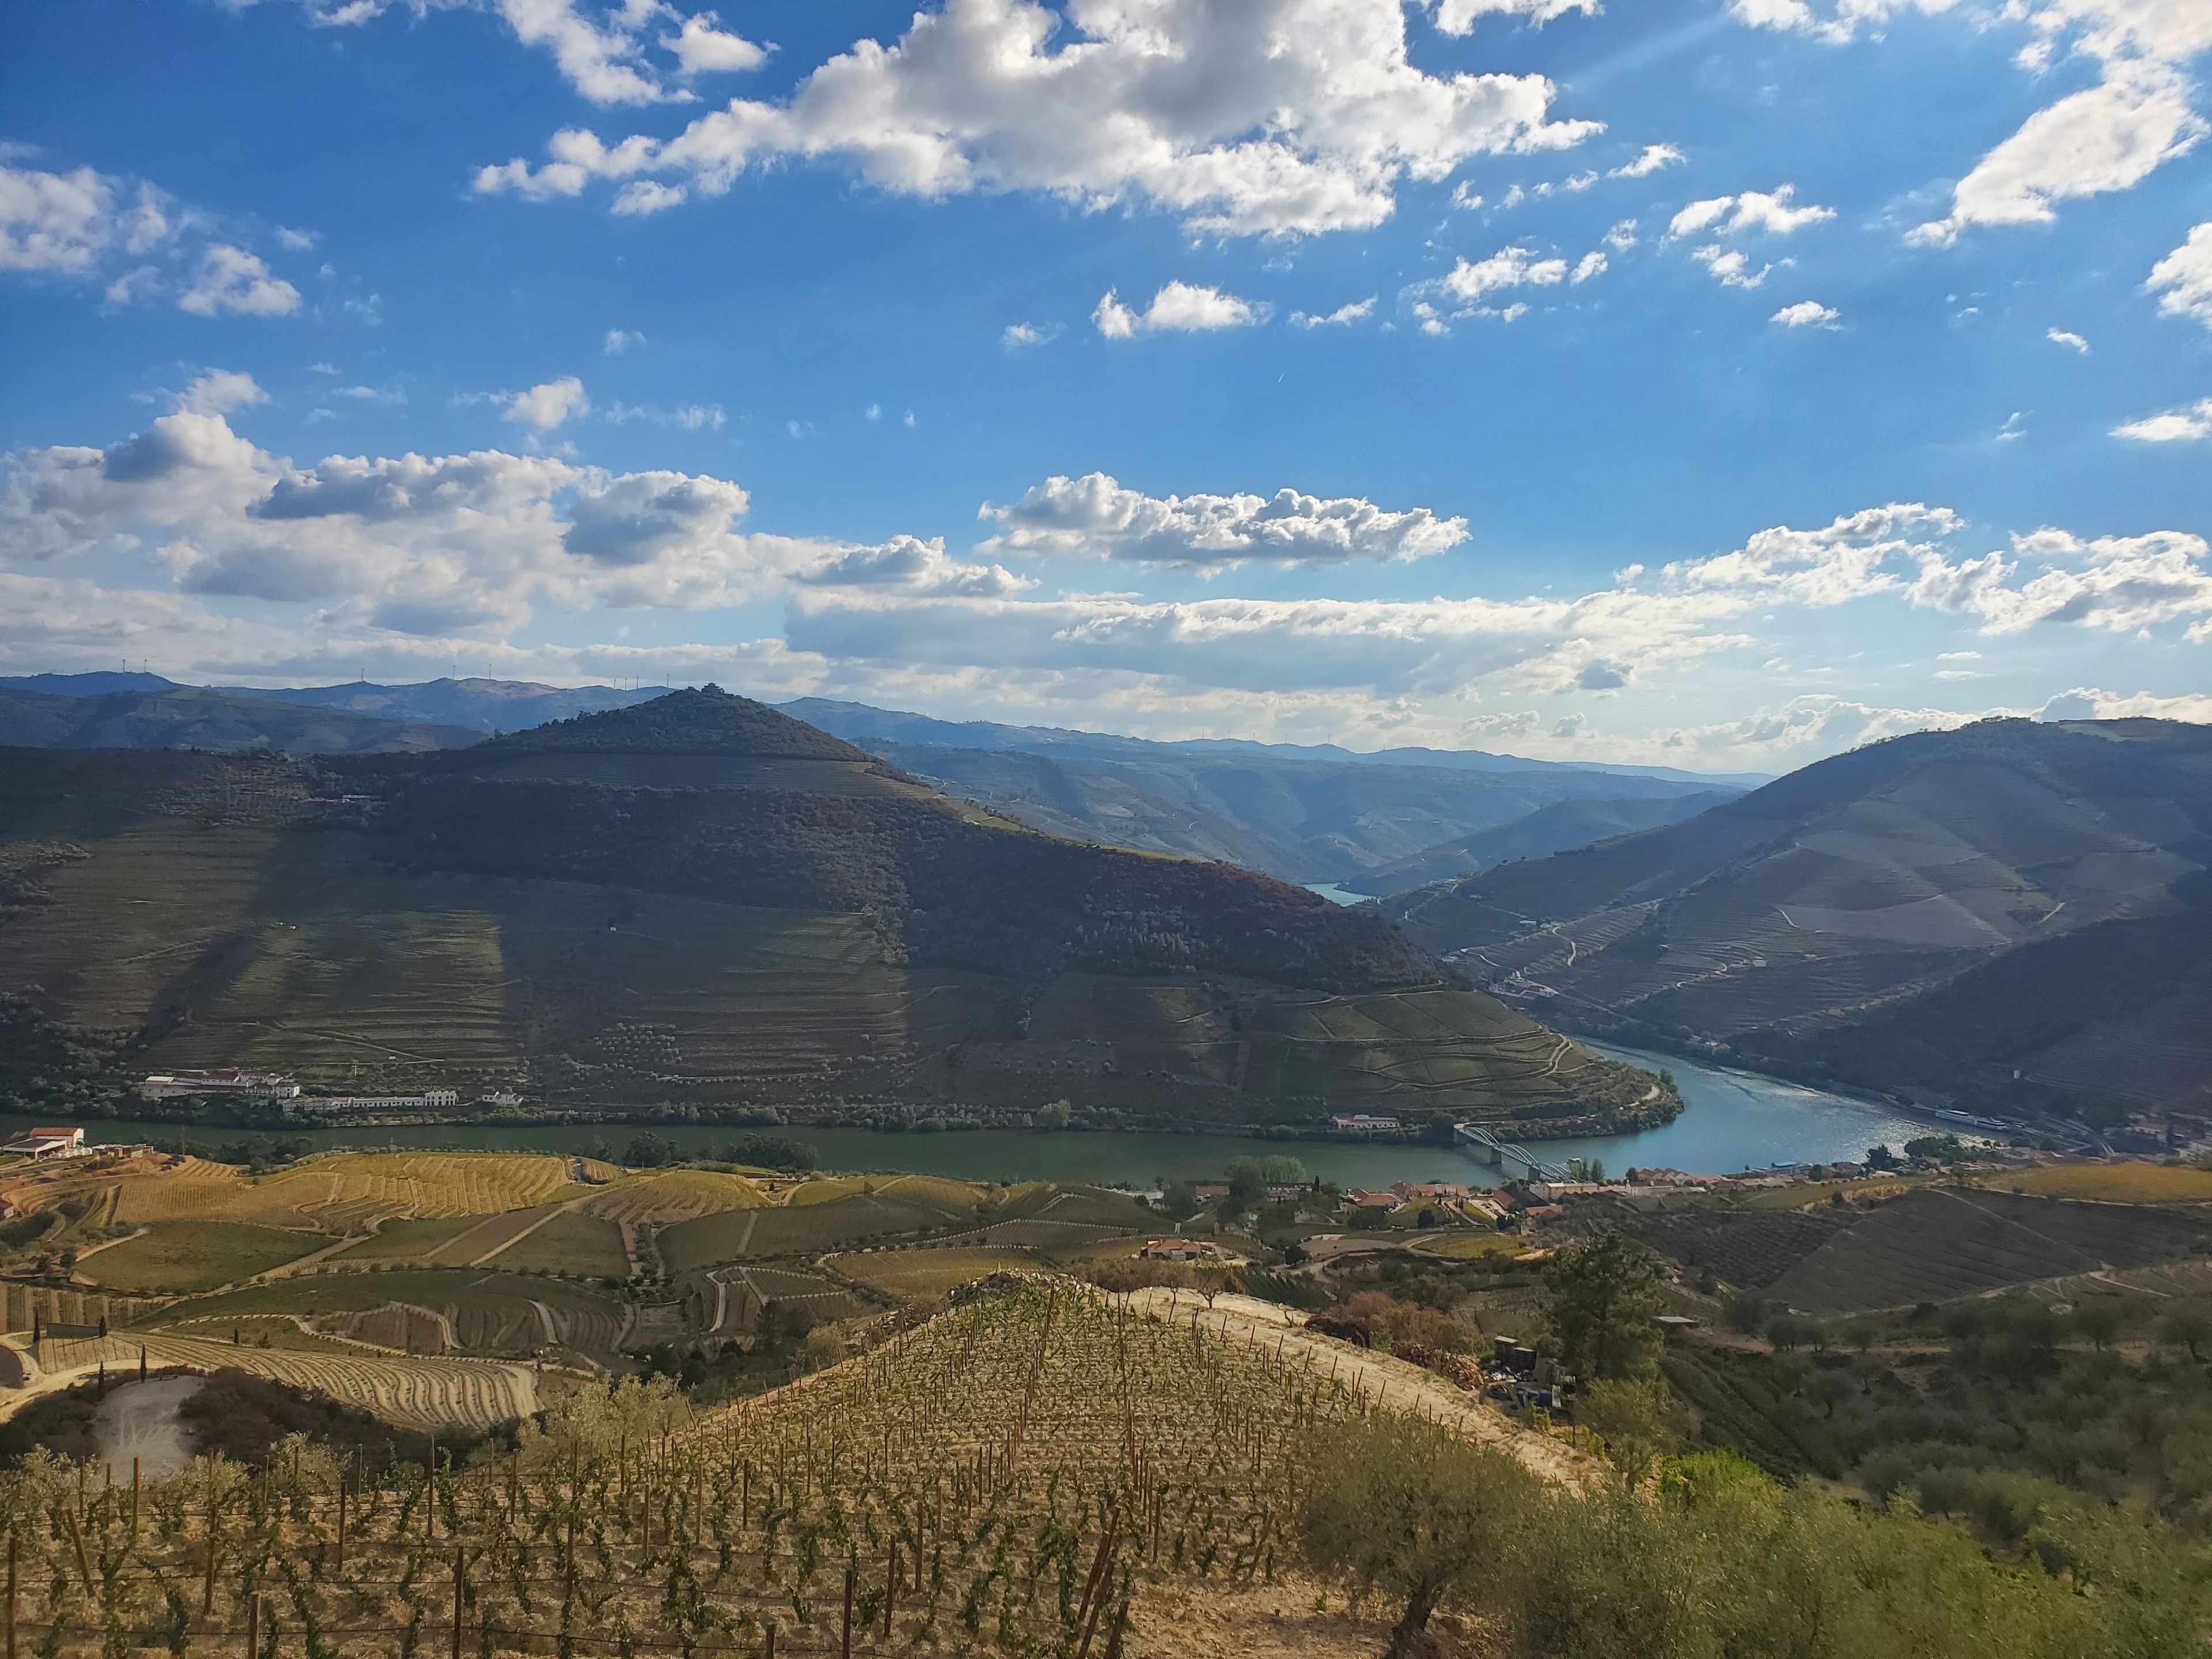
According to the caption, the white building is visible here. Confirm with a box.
[295,1091,460,1115]
[0,1128,87,1160]
[139,1070,299,1101]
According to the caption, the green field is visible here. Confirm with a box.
[488,1212,630,1278]
[83,1222,323,1294]
[827,1247,1039,1302]
[142,1268,631,1359]
[326,1215,484,1264]
[660,1194,959,1270]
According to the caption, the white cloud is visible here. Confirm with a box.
[177,370,268,416]
[2147,222,2212,327]
[1290,296,1378,327]
[1002,320,1062,347]
[274,226,317,252]
[1692,246,1777,287]
[2112,398,2212,442]
[1609,143,1684,177]
[0,162,171,274]
[1668,185,1834,240]
[1570,251,1607,283]
[2,158,305,319]
[1738,3,2212,244]
[1910,67,2205,244]
[472,0,1604,237]
[2046,327,2090,352]
[604,400,725,430]
[0,406,1004,638]
[1431,0,1600,32]
[1604,218,1638,251]
[2038,685,2212,723]
[1441,245,1569,301]
[1997,410,2027,440]
[177,245,302,317]
[1094,282,1267,338]
[502,376,592,430]
[1771,299,1839,327]
[978,472,1470,569]
[604,328,647,354]
[1913,528,2212,639]
[661,12,768,75]
[497,0,688,107]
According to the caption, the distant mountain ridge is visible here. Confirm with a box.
[0,688,1670,1138]
[1341,791,1740,896]
[1382,717,2212,1126]
[0,685,481,755]
[0,674,1755,882]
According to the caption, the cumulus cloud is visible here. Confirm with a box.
[1772,299,1839,327]
[1910,67,2205,245]
[177,245,301,316]
[2147,222,2212,327]
[1668,185,1834,240]
[978,472,1470,569]
[1666,186,1830,289]
[2,158,301,317]
[176,370,269,416]
[471,0,1603,237]
[1290,296,1377,326]
[604,328,646,354]
[1002,320,1062,347]
[1570,251,1607,283]
[1913,528,2212,640]
[1743,3,2211,244]
[0,404,988,638]
[1094,282,1267,338]
[1431,0,1600,32]
[2112,398,2212,442]
[1609,143,1684,177]
[2038,684,2212,723]
[661,12,769,75]
[2047,327,2090,351]
[502,376,592,430]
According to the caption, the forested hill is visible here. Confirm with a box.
[0,691,1668,1133]
[1383,717,2212,1124]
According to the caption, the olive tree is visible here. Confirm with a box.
[1297,1414,1536,1657]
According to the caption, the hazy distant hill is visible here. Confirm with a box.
[0,685,480,755]
[1382,718,2212,1124]
[0,676,1755,884]
[0,689,1668,1135]
[1342,792,1739,897]
[782,696,1768,786]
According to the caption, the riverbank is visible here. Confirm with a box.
[0,1050,1938,1187]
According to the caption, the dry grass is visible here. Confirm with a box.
[578,1168,766,1223]
[826,1245,1041,1302]
[108,1151,585,1229]
[1989,1162,2212,1205]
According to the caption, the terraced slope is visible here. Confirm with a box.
[1763,1188,2212,1312]
[1384,718,2212,1120]
[0,690,1665,1134]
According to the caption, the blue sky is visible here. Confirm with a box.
[1,0,2207,770]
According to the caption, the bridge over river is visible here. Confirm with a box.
[1453,1123,1570,1183]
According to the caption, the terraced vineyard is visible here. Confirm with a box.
[139,1268,635,1365]
[0,1285,1384,1659]
[1764,1187,2212,1312]
[13,1331,537,1428]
